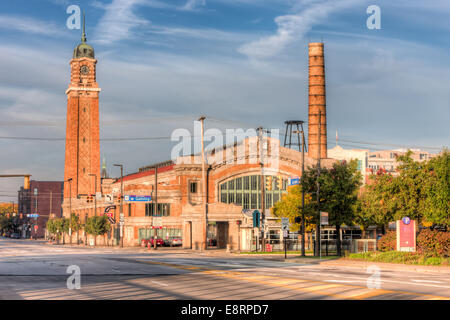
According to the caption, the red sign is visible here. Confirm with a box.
[265,243,272,252]
[104,212,113,218]
[34,225,38,231]
[396,218,416,252]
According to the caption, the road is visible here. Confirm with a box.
[0,238,449,300]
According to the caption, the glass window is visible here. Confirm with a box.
[244,176,250,190]
[190,182,198,193]
[228,179,235,190]
[236,177,242,190]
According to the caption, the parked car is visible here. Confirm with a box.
[10,233,20,239]
[149,238,165,247]
[165,236,182,247]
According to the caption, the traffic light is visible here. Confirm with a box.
[24,176,30,189]
[277,176,283,190]
[265,176,272,191]
[294,216,301,223]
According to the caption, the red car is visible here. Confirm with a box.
[149,238,165,247]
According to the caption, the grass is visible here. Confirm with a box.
[347,251,450,266]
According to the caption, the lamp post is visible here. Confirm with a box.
[113,164,124,248]
[198,116,207,251]
[65,178,73,244]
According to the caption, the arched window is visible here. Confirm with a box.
[219,175,287,210]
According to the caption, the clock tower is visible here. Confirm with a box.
[63,15,101,204]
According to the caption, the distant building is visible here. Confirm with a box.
[367,149,438,174]
[328,145,369,184]
[18,180,63,238]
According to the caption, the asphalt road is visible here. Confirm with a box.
[0,238,449,300]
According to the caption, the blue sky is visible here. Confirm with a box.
[0,0,449,196]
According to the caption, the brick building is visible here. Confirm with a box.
[65,137,336,249]
[18,180,64,238]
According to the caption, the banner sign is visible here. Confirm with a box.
[397,217,416,252]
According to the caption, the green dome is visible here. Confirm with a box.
[73,42,95,59]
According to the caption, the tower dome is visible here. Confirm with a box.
[73,12,95,59]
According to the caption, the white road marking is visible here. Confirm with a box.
[411,280,444,284]
[151,281,168,287]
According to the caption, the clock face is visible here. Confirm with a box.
[80,65,90,75]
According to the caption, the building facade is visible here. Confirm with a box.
[328,145,369,184]
[18,180,64,238]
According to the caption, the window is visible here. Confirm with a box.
[219,175,287,209]
[128,203,132,217]
[190,181,198,194]
[145,203,170,217]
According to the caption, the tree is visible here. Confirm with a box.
[393,151,428,223]
[422,150,449,225]
[85,215,110,246]
[0,215,13,234]
[302,160,362,256]
[357,171,398,234]
[272,185,315,232]
[69,213,82,244]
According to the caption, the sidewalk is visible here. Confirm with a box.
[317,258,450,274]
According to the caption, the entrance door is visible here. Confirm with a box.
[217,222,229,249]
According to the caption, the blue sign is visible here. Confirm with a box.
[27,214,39,218]
[402,217,411,225]
[124,195,152,202]
[289,177,300,186]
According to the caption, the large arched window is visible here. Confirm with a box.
[219,175,287,210]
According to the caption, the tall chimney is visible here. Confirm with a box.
[308,42,327,159]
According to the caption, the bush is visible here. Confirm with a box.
[417,229,450,257]
[348,251,449,265]
[377,231,396,251]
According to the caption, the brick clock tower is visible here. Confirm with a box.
[63,18,101,206]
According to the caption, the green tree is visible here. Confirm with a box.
[393,151,429,222]
[302,160,362,256]
[85,215,110,246]
[69,213,82,244]
[272,185,315,232]
[422,150,449,225]
[0,215,13,234]
[357,172,398,234]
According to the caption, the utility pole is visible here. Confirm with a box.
[198,116,207,250]
[257,127,266,252]
[113,164,124,247]
[300,128,306,256]
[316,111,322,257]
[89,174,97,217]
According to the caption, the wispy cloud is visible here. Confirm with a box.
[238,0,363,59]
[180,0,206,12]
[93,0,151,44]
[0,15,64,36]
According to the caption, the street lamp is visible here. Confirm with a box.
[113,164,124,248]
[65,178,73,244]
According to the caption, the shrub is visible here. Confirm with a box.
[377,231,396,251]
[417,229,450,257]
[424,257,442,266]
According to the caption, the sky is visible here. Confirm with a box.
[0,0,449,200]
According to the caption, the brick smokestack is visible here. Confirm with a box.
[308,42,327,159]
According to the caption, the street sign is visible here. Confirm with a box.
[96,192,102,199]
[124,195,152,202]
[320,212,329,225]
[288,177,300,186]
[105,194,113,204]
[281,217,290,231]
[283,230,288,237]
[27,214,39,218]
